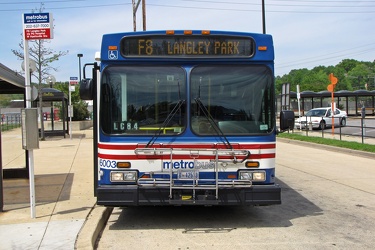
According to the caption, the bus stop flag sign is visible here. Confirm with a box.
[22,12,54,218]
[23,13,54,40]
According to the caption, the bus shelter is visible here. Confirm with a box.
[289,90,375,116]
[0,63,26,211]
[33,88,69,137]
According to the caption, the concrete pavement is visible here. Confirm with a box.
[0,126,100,249]
[1,125,374,250]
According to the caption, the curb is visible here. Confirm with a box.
[75,205,113,250]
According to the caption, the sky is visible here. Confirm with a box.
[1,0,375,83]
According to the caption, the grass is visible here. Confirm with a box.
[1,124,21,132]
[277,132,375,154]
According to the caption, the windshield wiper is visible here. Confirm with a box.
[146,99,185,148]
[194,98,233,150]
[195,98,251,163]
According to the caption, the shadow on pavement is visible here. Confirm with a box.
[107,178,322,231]
[2,173,74,210]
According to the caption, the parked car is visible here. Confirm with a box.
[295,107,347,130]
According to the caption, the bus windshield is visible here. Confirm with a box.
[191,65,274,135]
[100,65,274,135]
[100,66,186,135]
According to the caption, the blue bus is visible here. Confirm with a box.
[80,30,293,206]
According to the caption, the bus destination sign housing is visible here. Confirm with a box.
[121,35,254,57]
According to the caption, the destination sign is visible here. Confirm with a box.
[120,35,254,57]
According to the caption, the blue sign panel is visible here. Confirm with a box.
[23,13,50,24]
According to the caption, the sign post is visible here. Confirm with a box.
[296,85,301,130]
[69,77,78,140]
[327,73,338,136]
[22,12,54,218]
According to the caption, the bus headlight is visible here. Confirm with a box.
[110,171,138,182]
[239,172,252,180]
[239,170,266,182]
[252,171,266,181]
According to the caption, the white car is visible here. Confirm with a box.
[295,107,347,130]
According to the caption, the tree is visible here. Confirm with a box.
[11,39,68,86]
[11,4,68,85]
[337,59,359,73]
[54,82,90,121]
[347,64,372,90]
[275,59,375,94]
[11,3,68,139]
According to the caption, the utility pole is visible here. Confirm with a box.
[262,0,266,34]
[142,0,146,31]
[132,0,146,31]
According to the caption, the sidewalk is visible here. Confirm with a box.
[0,127,96,249]
[1,125,374,250]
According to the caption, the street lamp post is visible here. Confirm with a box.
[77,54,83,83]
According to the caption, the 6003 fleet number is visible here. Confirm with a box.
[100,159,117,168]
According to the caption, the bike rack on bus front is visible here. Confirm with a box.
[134,147,252,202]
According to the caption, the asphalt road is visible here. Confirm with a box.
[96,140,375,250]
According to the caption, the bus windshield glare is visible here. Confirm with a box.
[100,65,274,135]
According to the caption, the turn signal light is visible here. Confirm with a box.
[245,161,259,168]
[117,162,131,168]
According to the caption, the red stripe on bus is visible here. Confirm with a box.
[98,153,275,160]
[98,143,275,150]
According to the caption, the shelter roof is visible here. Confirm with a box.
[34,88,68,102]
[0,63,25,94]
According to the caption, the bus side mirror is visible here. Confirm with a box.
[279,110,295,132]
[80,78,94,100]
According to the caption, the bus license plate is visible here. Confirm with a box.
[178,171,198,179]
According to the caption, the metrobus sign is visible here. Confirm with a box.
[23,13,54,40]
[70,77,79,85]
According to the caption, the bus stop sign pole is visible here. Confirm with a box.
[22,12,54,218]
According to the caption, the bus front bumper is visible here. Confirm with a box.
[96,185,281,206]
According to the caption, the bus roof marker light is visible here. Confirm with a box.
[166,30,174,35]
[184,30,193,35]
[258,46,267,51]
[201,30,210,35]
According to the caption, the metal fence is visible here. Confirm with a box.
[294,116,375,144]
[1,113,22,131]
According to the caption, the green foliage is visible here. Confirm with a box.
[276,59,375,94]
[72,101,90,121]
[0,94,23,108]
[53,82,90,121]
